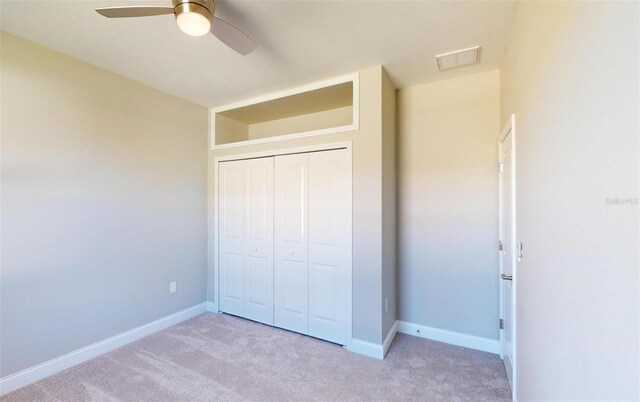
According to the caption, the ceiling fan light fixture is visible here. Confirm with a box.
[95,0,256,55]
[175,2,212,37]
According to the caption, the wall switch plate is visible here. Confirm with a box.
[169,282,177,294]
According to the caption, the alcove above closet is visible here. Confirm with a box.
[210,74,359,149]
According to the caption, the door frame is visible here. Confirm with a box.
[212,141,353,347]
[498,114,516,400]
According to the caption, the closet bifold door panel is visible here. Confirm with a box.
[218,160,244,318]
[274,154,309,334]
[307,149,350,345]
[218,157,274,325]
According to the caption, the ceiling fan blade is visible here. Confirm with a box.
[211,16,257,55]
[95,6,174,18]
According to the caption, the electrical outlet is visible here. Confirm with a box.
[385,298,388,313]
[169,282,177,294]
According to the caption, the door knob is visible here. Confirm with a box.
[290,251,294,255]
[501,274,513,281]
[253,248,258,252]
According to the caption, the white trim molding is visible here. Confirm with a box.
[397,321,500,355]
[346,339,385,360]
[346,321,398,360]
[382,321,398,358]
[0,303,208,396]
[206,302,219,313]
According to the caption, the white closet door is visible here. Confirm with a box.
[218,160,245,317]
[219,157,274,325]
[242,158,274,325]
[274,153,309,334]
[308,149,351,345]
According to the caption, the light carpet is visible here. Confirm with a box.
[2,313,511,401]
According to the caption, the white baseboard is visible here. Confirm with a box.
[346,321,398,360]
[206,301,219,313]
[397,320,500,354]
[346,338,384,360]
[0,302,207,396]
[382,320,398,358]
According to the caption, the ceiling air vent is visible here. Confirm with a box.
[436,46,481,71]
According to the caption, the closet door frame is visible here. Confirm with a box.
[212,141,353,346]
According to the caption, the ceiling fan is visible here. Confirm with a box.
[95,0,256,55]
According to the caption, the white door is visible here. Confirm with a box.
[218,160,244,317]
[499,116,516,396]
[219,157,274,325]
[308,149,351,345]
[274,153,309,334]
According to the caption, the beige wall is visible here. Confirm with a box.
[501,2,639,400]
[381,68,397,339]
[0,33,208,377]
[248,106,352,140]
[397,70,500,340]
[208,66,387,344]
[216,114,248,145]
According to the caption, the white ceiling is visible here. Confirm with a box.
[0,0,516,107]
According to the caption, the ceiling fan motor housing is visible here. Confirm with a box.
[173,0,215,22]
